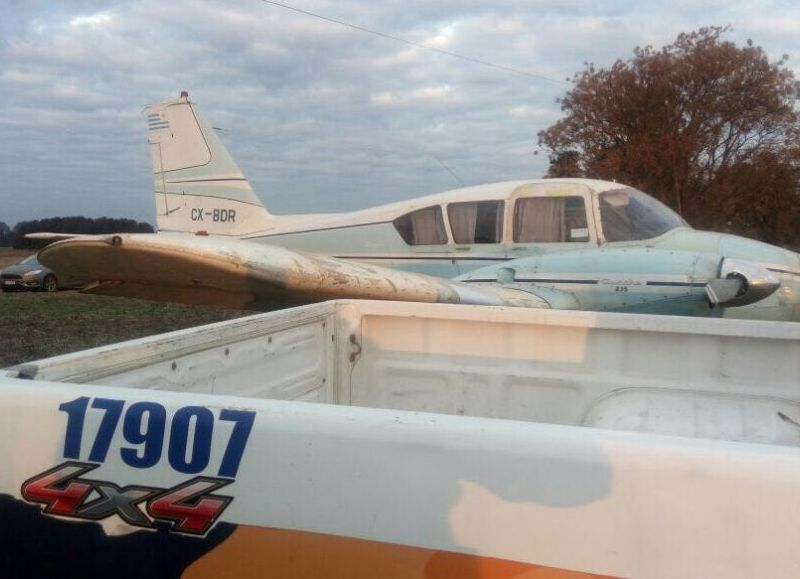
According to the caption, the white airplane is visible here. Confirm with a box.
[38,92,800,320]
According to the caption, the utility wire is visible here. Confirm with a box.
[430,154,465,187]
[259,0,569,85]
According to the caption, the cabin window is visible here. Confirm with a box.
[513,196,589,243]
[447,200,504,244]
[393,206,448,245]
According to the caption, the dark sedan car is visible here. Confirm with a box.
[0,254,83,292]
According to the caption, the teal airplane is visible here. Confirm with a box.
[38,93,800,321]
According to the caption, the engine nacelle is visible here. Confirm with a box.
[706,258,781,307]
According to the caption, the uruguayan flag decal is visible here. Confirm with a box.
[147,113,169,131]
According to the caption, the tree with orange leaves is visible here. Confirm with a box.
[538,26,800,247]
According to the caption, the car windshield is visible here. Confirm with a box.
[599,187,688,242]
[19,254,39,266]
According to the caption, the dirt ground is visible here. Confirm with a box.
[0,247,253,367]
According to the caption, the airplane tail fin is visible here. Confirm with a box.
[146,92,275,236]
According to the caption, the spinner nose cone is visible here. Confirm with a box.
[717,235,800,321]
[706,258,781,307]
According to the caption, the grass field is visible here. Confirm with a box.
[0,248,253,367]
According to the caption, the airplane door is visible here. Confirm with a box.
[507,183,598,260]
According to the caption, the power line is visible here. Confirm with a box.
[430,154,465,187]
[258,0,569,85]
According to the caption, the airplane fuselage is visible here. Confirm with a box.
[221,180,800,321]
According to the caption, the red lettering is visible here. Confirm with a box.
[21,463,95,515]
[147,478,232,534]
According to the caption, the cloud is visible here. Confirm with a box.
[69,12,111,28]
[0,0,799,225]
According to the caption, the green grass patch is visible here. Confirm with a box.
[0,291,252,367]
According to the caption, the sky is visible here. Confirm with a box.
[1,0,800,227]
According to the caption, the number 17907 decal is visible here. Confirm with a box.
[21,397,256,536]
[59,397,255,478]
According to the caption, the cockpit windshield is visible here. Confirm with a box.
[599,187,688,242]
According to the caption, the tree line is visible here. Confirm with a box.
[538,26,800,249]
[0,217,153,249]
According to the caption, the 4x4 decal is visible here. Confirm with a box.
[22,461,233,536]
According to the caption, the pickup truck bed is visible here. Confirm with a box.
[2,300,799,578]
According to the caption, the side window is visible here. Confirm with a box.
[447,201,504,244]
[393,206,448,245]
[513,196,589,243]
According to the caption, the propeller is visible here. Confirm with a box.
[705,258,780,307]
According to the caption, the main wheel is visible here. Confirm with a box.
[43,275,58,292]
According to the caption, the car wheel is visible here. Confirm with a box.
[43,275,58,292]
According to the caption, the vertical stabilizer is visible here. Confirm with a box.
[147,92,274,235]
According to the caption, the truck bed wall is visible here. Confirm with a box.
[10,300,800,445]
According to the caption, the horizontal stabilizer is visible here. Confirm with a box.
[25,232,98,242]
[38,235,550,310]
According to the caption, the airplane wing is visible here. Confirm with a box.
[37,234,552,310]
